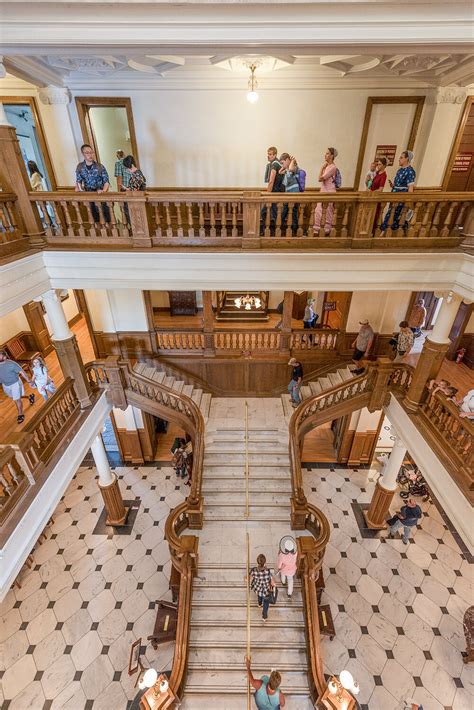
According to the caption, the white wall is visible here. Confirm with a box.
[346,291,412,333]
[89,106,133,188]
[0,307,30,342]
[84,289,115,332]
[417,100,466,186]
[107,289,148,331]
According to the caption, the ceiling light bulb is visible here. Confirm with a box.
[247,90,259,103]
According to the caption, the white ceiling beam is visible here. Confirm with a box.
[3,56,64,87]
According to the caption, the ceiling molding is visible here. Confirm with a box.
[3,56,64,88]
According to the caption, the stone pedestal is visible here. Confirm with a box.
[99,474,129,526]
[365,481,397,529]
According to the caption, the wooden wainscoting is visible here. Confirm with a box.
[347,429,379,466]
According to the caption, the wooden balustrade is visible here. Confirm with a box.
[421,392,473,492]
[0,447,31,526]
[10,188,469,253]
[213,330,281,352]
[290,329,338,350]
[0,193,31,257]
[156,330,205,353]
[148,192,244,242]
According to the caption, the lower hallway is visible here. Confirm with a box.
[0,397,472,709]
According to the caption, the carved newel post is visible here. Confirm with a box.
[364,428,407,529]
[90,434,129,526]
[404,291,462,413]
[40,289,92,408]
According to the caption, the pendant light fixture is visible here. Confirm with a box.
[246,64,259,103]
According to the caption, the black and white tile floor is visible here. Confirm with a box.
[1,461,472,709]
[305,465,473,710]
[0,464,185,709]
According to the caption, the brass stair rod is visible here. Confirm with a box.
[245,400,249,519]
[246,531,251,710]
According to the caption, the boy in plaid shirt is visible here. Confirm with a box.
[250,554,275,621]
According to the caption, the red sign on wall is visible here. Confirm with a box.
[452,152,472,173]
[375,144,397,166]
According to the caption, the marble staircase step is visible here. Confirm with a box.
[205,441,288,452]
[171,379,185,394]
[301,385,312,399]
[185,669,309,693]
[204,493,290,505]
[204,509,290,522]
[191,388,203,407]
[203,467,290,478]
[193,579,301,591]
[182,384,194,397]
[338,367,354,381]
[206,431,283,442]
[191,605,304,622]
[163,375,175,388]
[181,694,314,709]
[327,371,343,387]
[192,587,303,604]
[188,639,306,650]
[204,453,290,464]
[202,480,292,493]
[309,380,323,395]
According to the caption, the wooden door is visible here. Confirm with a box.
[292,291,308,320]
[23,301,52,355]
[406,291,439,330]
[447,301,473,359]
[444,97,474,192]
[322,292,352,330]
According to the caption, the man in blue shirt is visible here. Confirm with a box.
[75,144,111,223]
[387,497,422,544]
[380,150,416,232]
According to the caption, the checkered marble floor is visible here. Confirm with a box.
[305,465,474,710]
[0,464,186,709]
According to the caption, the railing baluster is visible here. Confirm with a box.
[198,203,205,237]
[209,203,216,237]
[175,202,183,237]
[186,202,194,237]
[164,202,173,237]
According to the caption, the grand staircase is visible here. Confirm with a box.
[281,364,355,420]
[180,400,314,708]
[133,362,212,422]
[215,291,269,322]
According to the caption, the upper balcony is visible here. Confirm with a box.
[1,188,473,260]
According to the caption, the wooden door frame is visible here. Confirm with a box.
[442,96,474,190]
[1,95,58,190]
[447,301,473,359]
[353,96,425,190]
[75,96,140,167]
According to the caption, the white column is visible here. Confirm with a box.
[379,430,407,491]
[430,292,462,344]
[41,289,72,341]
[90,435,114,486]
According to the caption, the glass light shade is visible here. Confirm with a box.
[143,668,158,688]
[351,680,360,695]
[328,679,338,695]
[247,90,259,103]
[255,298,261,308]
[245,303,251,310]
[159,679,169,694]
[339,670,354,690]
[234,298,241,308]
[138,679,146,690]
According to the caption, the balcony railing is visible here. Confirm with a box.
[15,189,472,253]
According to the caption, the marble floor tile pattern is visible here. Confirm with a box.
[0,464,185,709]
[305,465,474,710]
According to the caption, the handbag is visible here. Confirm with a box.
[386,514,400,527]
[269,585,278,605]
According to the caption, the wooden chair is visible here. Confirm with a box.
[4,337,40,376]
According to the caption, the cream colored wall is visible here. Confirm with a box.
[84,290,115,332]
[359,103,417,190]
[465,311,474,333]
[0,307,30,342]
[346,291,411,333]
[417,100,466,187]
[107,290,148,331]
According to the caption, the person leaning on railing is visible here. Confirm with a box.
[245,657,286,709]
[75,143,111,224]
[380,150,416,233]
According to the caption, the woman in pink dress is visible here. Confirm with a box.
[313,147,338,235]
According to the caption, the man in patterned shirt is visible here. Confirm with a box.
[249,554,275,621]
[380,150,416,232]
[75,144,111,223]
[114,149,131,191]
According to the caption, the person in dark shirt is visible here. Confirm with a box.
[75,143,111,224]
[261,146,284,235]
[387,497,422,544]
[287,357,303,407]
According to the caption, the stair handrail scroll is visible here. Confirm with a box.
[85,358,204,705]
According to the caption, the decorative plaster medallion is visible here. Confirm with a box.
[435,86,468,104]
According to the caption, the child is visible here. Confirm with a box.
[365,161,377,189]
[277,536,297,598]
[31,356,56,401]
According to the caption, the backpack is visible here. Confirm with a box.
[334,168,342,189]
[296,168,306,192]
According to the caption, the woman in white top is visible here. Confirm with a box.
[459,389,474,419]
[32,357,56,401]
[28,161,45,191]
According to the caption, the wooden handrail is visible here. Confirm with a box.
[18,188,473,251]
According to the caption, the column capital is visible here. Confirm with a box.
[38,85,71,105]
[435,86,468,105]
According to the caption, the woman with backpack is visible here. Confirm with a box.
[279,153,303,235]
[313,147,340,236]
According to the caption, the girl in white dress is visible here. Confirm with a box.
[32,357,56,401]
